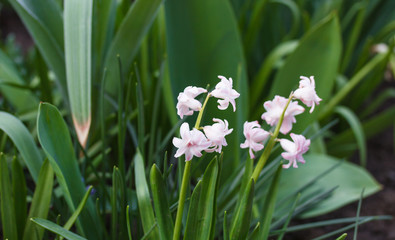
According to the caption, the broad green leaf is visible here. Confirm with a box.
[165,0,248,173]
[134,150,159,239]
[269,14,342,131]
[0,49,38,112]
[229,178,255,240]
[23,159,54,240]
[0,111,42,182]
[150,164,174,240]
[103,0,162,96]
[9,0,66,91]
[0,153,18,240]
[12,157,27,235]
[64,0,93,147]
[37,103,101,239]
[277,153,381,218]
[184,157,219,240]
[31,218,87,240]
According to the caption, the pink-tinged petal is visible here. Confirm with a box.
[240,121,269,159]
[261,95,304,134]
[203,118,233,153]
[176,86,207,119]
[279,133,310,168]
[211,75,240,112]
[173,123,210,161]
[293,76,322,113]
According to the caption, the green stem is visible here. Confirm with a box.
[195,93,211,129]
[251,94,293,181]
[172,160,191,240]
[173,92,211,240]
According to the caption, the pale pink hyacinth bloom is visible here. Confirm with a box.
[280,133,310,168]
[176,86,207,119]
[173,123,211,161]
[293,76,322,113]
[261,96,304,134]
[203,118,233,153]
[211,75,240,112]
[240,121,270,159]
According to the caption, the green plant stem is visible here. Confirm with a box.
[172,92,211,240]
[251,94,293,181]
[172,160,191,240]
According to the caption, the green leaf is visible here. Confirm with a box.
[269,14,342,131]
[31,218,87,240]
[165,0,248,174]
[0,153,18,240]
[184,157,219,240]
[0,49,38,112]
[0,111,42,182]
[336,233,347,240]
[23,159,54,240]
[134,150,159,239]
[64,0,93,147]
[229,178,255,240]
[9,0,66,91]
[37,103,101,239]
[103,0,162,96]
[150,164,174,240]
[12,157,27,235]
[277,153,381,218]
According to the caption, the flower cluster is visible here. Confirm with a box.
[172,76,239,161]
[241,75,321,168]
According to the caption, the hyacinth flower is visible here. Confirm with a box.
[280,133,311,168]
[172,75,239,240]
[293,76,322,113]
[240,121,270,159]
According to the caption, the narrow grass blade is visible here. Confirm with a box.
[247,222,260,240]
[23,159,54,240]
[0,49,38,112]
[12,157,27,235]
[184,157,219,240]
[277,194,300,240]
[336,233,347,240]
[0,111,43,182]
[103,0,162,96]
[150,164,174,239]
[64,0,93,147]
[64,186,93,231]
[353,189,365,240]
[31,218,87,240]
[260,165,283,239]
[37,103,101,239]
[229,178,255,240]
[334,106,366,167]
[134,150,159,239]
[9,0,66,91]
[0,153,18,240]
[126,205,133,240]
[223,211,229,240]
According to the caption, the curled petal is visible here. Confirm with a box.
[211,76,240,112]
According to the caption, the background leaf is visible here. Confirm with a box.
[37,103,101,239]
[0,111,42,182]
[277,153,381,218]
[31,218,87,240]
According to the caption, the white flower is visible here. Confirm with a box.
[211,75,240,112]
[293,76,322,113]
[176,86,207,119]
[240,121,270,159]
[173,123,211,161]
[279,133,310,168]
[261,95,304,134]
[203,118,233,153]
